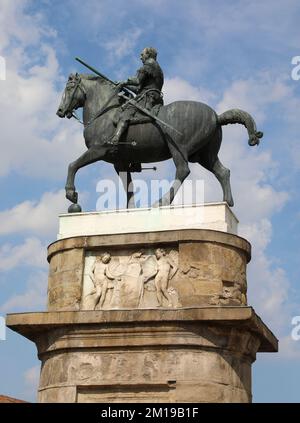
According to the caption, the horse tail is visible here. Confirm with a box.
[217,108,263,146]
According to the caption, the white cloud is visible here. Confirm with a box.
[289,139,300,170]
[213,75,291,221]
[217,74,292,121]
[0,47,85,178]
[0,0,50,50]
[164,77,216,104]
[241,220,291,331]
[0,1,85,179]
[24,365,40,388]
[0,238,47,271]
[184,0,300,50]
[279,335,300,359]
[247,243,300,363]
[23,365,40,402]
[0,190,67,237]
[103,28,143,62]
[0,270,47,313]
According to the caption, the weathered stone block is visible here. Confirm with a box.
[6,308,277,403]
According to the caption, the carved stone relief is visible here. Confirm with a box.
[209,278,247,306]
[80,248,180,310]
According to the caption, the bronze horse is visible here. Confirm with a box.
[57,73,263,210]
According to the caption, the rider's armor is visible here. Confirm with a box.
[111,57,164,146]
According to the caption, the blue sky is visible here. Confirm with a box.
[0,0,300,402]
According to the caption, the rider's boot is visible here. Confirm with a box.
[109,119,128,146]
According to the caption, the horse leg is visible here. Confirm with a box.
[153,141,190,207]
[114,167,135,208]
[199,156,234,207]
[211,157,234,206]
[65,146,107,204]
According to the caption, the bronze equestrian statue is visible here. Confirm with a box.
[56,47,263,212]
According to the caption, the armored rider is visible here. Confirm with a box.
[110,47,164,146]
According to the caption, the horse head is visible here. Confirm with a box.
[56,73,86,119]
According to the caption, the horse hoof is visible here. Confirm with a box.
[66,189,78,203]
[248,135,261,146]
[68,203,82,213]
[226,199,234,207]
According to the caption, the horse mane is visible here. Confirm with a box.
[80,73,115,88]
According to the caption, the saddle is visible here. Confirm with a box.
[113,89,163,127]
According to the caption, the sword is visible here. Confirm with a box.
[75,57,183,136]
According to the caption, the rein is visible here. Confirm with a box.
[71,111,84,124]
[68,78,122,128]
[82,88,160,127]
[84,87,121,128]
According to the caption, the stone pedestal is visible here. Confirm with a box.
[6,205,278,403]
[7,308,276,403]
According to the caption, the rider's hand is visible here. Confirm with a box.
[116,81,127,88]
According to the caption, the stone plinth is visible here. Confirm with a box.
[46,229,250,311]
[6,307,277,403]
[58,202,238,239]
[6,207,278,403]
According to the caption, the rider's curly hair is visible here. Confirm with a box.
[144,47,157,60]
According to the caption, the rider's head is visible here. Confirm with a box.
[140,47,157,63]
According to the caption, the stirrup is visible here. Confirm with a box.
[106,138,118,146]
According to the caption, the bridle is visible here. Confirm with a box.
[63,75,86,122]
[64,74,121,127]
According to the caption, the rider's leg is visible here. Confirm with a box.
[110,105,136,145]
[110,118,129,145]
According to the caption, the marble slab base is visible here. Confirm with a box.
[58,202,238,240]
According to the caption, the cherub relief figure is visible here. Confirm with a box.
[154,248,178,307]
[85,252,117,309]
